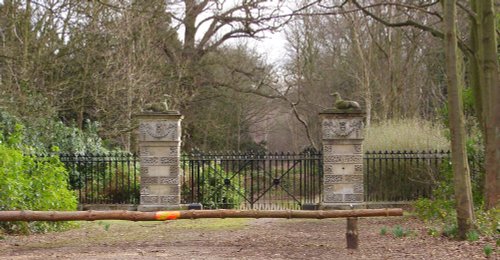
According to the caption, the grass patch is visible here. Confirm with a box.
[442,223,458,239]
[18,218,251,250]
[392,225,411,238]
[365,119,449,151]
[483,245,493,258]
[380,226,387,235]
[168,218,250,230]
[466,230,479,242]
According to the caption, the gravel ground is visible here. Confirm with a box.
[0,216,497,259]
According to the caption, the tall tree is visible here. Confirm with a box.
[469,0,499,209]
[162,0,316,110]
[443,0,475,238]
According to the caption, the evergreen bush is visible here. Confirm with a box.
[0,127,77,234]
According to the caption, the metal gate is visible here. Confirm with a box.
[181,151,322,210]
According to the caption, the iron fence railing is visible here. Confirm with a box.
[180,151,323,210]
[57,153,140,204]
[364,150,483,202]
[36,150,483,206]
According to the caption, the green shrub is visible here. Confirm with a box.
[0,131,77,234]
[427,227,439,237]
[0,109,107,154]
[466,230,479,242]
[392,225,411,238]
[182,161,245,209]
[483,245,493,258]
[380,226,387,235]
[443,223,458,238]
[413,198,456,223]
[474,208,500,236]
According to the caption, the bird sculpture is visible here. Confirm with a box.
[330,92,360,110]
[142,94,171,112]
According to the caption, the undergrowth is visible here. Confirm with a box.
[0,125,77,234]
[364,119,449,151]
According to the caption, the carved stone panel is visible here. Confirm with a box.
[140,146,180,157]
[140,195,159,204]
[323,144,362,155]
[354,164,363,174]
[344,194,363,202]
[158,177,179,185]
[140,157,179,166]
[324,164,359,175]
[354,144,362,154]
[148,184,179,196]
[139,121,180,142]
[141,166,179,177]
[140,186,150,195]
[324,155,363,164]
[324,164,334,175]
[322,118,364,139]
[324,193,343,203]
[324,175,344,184]
[332,184,354,194]
[141,177,158,185]
[344,174,363,183]
[353,183,364,193]
[159,195,179,204]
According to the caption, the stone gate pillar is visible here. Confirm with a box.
[136,111,183,211]
[320,109,365,209]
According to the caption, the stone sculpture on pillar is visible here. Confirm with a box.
[320,93,366,209]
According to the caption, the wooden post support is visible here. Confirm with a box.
[346,217,359,249]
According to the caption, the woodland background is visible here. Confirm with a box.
[0,0,472,153]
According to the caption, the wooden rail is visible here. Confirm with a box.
[0,208,404,250]
[0,208,402,221]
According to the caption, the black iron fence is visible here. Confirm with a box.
[58,153,140,204]
[364,150,483,202]
[43,150,483,206]
[180,151,323,210]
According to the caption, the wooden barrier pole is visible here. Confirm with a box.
[0,208,403,222]
[346,217,359,249]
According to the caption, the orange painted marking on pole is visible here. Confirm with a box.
[155,211,181,221]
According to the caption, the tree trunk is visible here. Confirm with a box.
[477,0,499,209]
[469,0,499,209]
[443,0,475,239]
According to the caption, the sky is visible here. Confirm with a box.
[249,30,288,66]
[170,0,294,66]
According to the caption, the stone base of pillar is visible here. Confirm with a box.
[137,204,182,212]
[320,203,366,210]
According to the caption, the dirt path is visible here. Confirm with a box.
[0,216,497,259]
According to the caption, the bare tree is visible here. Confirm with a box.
[443,0,475,239]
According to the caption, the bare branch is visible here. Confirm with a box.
[456,1,477,20]
[351,0,473,56]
